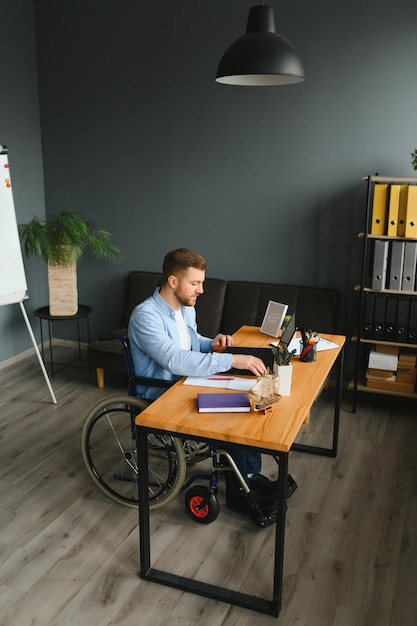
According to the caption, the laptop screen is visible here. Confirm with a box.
[280,313,296,346]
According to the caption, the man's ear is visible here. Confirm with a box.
[167,275,178,289]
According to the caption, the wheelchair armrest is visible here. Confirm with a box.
[98,335,175,394]
[97,334,136,378]
[128,375,176,390]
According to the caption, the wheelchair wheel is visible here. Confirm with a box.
[81,396,186,509]
[184,485,220,524]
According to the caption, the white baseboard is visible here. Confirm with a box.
[0,339,88,371]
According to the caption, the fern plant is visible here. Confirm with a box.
[19,211,122,267]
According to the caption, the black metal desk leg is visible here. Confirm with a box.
[136,432,285,616]
[137,426,151,576]
[291,346,344,458]
[272,451,288,615]
[331,347,344,456]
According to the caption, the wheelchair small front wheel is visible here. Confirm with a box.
[184,485,219,524]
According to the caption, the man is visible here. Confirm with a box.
[128,248,288,520]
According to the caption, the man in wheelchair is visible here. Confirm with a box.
[128,248,296,522]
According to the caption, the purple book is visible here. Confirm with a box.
[197,393,251,413]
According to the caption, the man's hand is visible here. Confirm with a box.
[211,333,235,352]
[211,335,267,375]
[231,354,267,376]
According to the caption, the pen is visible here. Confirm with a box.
[207,377,234,380]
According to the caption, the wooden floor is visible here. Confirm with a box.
[1,346,416,626]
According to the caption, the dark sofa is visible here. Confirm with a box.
[88,271,340,387]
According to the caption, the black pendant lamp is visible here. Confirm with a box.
[215,3,305,86]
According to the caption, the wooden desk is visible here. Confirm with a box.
[136,326,345,616]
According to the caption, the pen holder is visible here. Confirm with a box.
[299,340,317,362]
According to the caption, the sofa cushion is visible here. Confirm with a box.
[221,281,300,335]
[120,271,162,328]
[221,281,339,335]
[195,278,228,337]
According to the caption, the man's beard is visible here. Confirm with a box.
[175,289,198,307]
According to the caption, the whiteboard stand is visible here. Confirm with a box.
[19,301,57,404]
[0,145,56,404]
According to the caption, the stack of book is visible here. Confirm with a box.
[366,345,416,393]
[396,351,417,391]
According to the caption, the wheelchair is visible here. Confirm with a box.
[81,335,281,527]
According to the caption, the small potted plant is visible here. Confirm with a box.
[272,342,296,396]
[19,211,122,316]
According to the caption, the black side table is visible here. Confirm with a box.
[34,305,92,377]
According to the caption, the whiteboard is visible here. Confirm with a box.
[0,146,27,306]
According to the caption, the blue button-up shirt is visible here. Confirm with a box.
[128,288,233,399]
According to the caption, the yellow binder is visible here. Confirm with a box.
[371,184,388,235]
[405,185,417,238]
[387,185,400,236]
[397,184,409,237]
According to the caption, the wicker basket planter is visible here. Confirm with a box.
[47,262,78,316]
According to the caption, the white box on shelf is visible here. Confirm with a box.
[368,349,398,371]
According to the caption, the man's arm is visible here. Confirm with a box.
[130,303,267,379]
[129,306,234,377]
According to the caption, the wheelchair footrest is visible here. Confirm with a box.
[252,511,277,528]
[245,492,283,528]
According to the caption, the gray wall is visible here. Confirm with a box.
[1,0,417,371]
[0,0,47,361]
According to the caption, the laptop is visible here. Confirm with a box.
[273,312,296,347]
[223,313,296,376]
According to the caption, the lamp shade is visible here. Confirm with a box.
[215,4,305,86]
